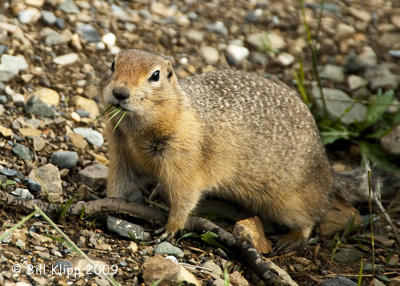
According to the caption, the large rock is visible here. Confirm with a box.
[142,256,200,286]
[106,216,145,240]
[365,65,399,91]
[29,163,62,195]
[25,95,54,118]
[12,143,33,160]
[247,32,286,51]
[73,127,104,147]
[154,242,184,258]
[0,54,28,82]
[74,96,99,118]
[76,163,108,188]
[50,151,79,169]
[312,87,367,124]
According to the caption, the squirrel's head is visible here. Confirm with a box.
[102,49,179,126]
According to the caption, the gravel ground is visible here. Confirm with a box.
[0,0,399,285]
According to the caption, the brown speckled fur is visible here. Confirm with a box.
[102,49,335,249]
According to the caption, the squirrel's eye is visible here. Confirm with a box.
[149,70,160,82]
[110,60,115,72]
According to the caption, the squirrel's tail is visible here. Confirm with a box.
[333,167,400,203]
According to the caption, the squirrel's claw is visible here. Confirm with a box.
[148,226,175,244]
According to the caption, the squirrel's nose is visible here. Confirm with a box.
[112,87,130,101]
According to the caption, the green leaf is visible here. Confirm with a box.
[320,125,358,145]
[5,180,16,186]
[175,232,200,245]
[376,275,391,282]
[200,231,225,250]
[359,141,400,171]
[364,90,394,129]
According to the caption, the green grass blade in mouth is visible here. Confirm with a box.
[95,103,113,120]
[113,110,127,132]
[106,108,121,124]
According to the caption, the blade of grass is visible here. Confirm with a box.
[33,205,121,286]
[106,108,121,124]
[0,210,38,242]
[113,111,127,132]
[92,103,113,122]
[366,161,375,280]
[357,257,363,286]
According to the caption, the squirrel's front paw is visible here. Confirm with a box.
[149,226,176,244]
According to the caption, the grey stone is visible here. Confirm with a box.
[201,261,222,279]
[347,75,368,90]
[29,163,62,194]
[26,95,54,118]
[205,21,228,36]
[321,276,357,286]
[53,53,78,65]
[365,65,398,91]
[0,168,17,177]
[379,32,400,49]
[21,177,41,194]
[76,163,108,188]
[200,46,219,64]
[319,64,345,82]
[225,44,249,65]
[277,53,295,66]
[12,143,33,160]
[245,9,263,22]
[0,46,8,55]
[389,50,400,58]
[59,0,80,14]
[50,151,78,169]
[77,23,100,43]
[312,87,367,124]
[45,31,68,46]
[41,11,57,25]
[185,29,204,42]
[106,216,144,240]
[75,109,90,118]
[11,188,34,200]
[73,127,104,147]
[381,125,400,156]
[12,93,25,106]
[18,8,41,24]
[334,248,364,263]
[247,32,285,51]
[154,242,184,258]
[0,95,7,104]
[358,47,377,67]
[0,54,28,82]
[111,4,137,22]
[249,52,268,66]
[55,18,65,29]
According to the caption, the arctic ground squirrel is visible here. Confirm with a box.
[101,49,378,250]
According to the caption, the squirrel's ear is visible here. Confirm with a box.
[166,61,174,80]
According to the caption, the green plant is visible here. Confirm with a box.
[296,0,400,171]
[175,231,227,251]
[0,179,16,190]
[223,262,232,286]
